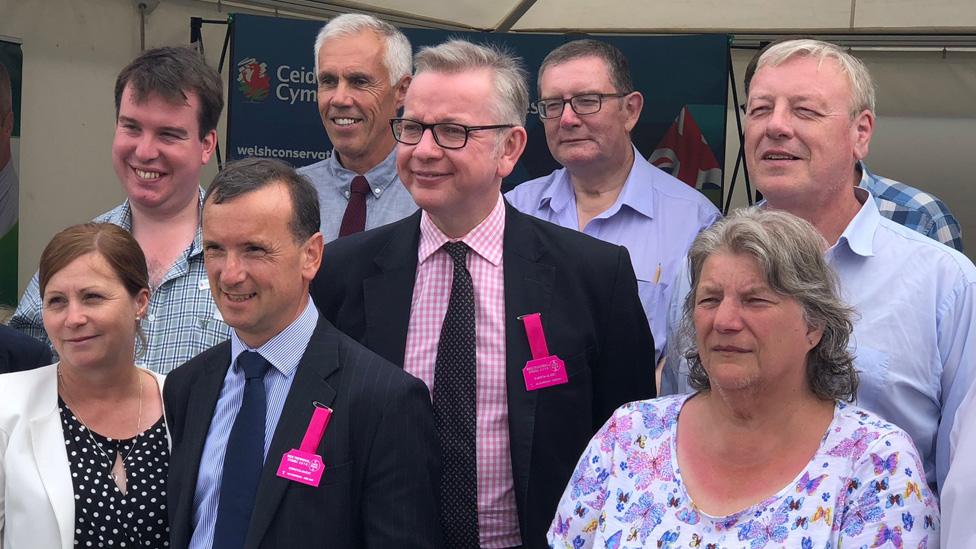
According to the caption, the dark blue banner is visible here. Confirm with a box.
[227,13,729,203]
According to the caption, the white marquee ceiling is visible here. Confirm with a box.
[210,0,976,34]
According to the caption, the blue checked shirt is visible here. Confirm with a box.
[189,298,317,549]
[859,162,963,252]
[9,190,230,374]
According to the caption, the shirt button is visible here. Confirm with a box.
[147,314,156,322]
[344,191,351,199]
[374,188,382,196]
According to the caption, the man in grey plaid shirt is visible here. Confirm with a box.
[10,47,229,374]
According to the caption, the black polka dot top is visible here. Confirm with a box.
[59,398,170,548]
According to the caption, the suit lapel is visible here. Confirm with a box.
[502,203,555,525]
[362,212,421,367]
[173,348,231,541]
[245,318,340,549]
[29,374,74,549]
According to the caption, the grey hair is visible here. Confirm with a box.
[0,62,10,115]
[313,13,412,87]
[538,39,634,96]
[681,207,858,402]
[414,39,529,127]
[752,38,876,117]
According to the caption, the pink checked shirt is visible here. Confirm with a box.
[403,195,521,548]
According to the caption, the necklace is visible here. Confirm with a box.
[57,366,144,493]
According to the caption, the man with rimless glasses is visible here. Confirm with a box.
[506,39,720,365]
[312,39,654,549]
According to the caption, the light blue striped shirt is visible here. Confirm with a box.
[188,297,319,549]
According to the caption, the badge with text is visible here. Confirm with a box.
[520,313,568,391]
[276,402,332,487]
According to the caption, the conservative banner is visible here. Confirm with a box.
[227,13,728,203]
[0,38,22,306]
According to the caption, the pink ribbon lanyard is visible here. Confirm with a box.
[299,402,333,454]
[520,313,550,360]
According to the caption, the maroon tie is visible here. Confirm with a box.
[338,175,370,237]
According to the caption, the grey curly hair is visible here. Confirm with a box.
[681,207,858,402]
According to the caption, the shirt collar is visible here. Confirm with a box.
[418,194,506,267]
[855,160,887,197]
[117,188,206,257]
[229,297,319,377]
[831,186,879,258]
[326,146,398,195]
[536,144,654,220]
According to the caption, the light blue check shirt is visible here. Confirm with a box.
[662,189,976,493]
[189,297,318,549]
[505,145,721,362]
[858,161,963,252]
[9,190,230,374]
[297,147,417,243]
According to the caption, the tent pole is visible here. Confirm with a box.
[494,0,540,33]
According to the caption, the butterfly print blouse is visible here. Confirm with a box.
[548,394,939,549]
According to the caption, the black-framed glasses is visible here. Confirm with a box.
[535,92,629,119]
[390,118,515,150]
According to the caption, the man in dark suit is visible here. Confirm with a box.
[0,323,53,373]
[312,40,655,549]
[165,158,441,549]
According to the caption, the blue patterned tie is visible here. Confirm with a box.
[212,351,271,549]
[433,241,480,548]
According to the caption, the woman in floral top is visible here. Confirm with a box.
[548,209,939,549]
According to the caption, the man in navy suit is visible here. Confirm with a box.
[312,39,655,549]
[165,158,441,549]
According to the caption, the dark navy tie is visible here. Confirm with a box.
[212,351,271,549]
[432,241,480,548]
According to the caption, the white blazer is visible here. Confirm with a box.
[0,363,168,549]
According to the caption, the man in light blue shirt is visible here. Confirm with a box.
[743,39,964,252]
[506,39,720,362]
[662,38,976,493]
[298,14,417,242]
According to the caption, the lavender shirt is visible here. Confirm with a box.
[506,146,720,361]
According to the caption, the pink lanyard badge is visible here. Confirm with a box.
[276,402,332,487]
[519,313,568,391]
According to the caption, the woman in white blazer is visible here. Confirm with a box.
[0,223,170,549]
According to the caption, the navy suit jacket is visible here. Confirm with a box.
[311,202,656,548]
[0,324,53,374]
[164,316,442,549]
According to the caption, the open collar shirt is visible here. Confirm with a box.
[296,147,417,243]
[505,145,720,362]
[9,189,229,374]
[403,195,520,548]
[662,188,976,493]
